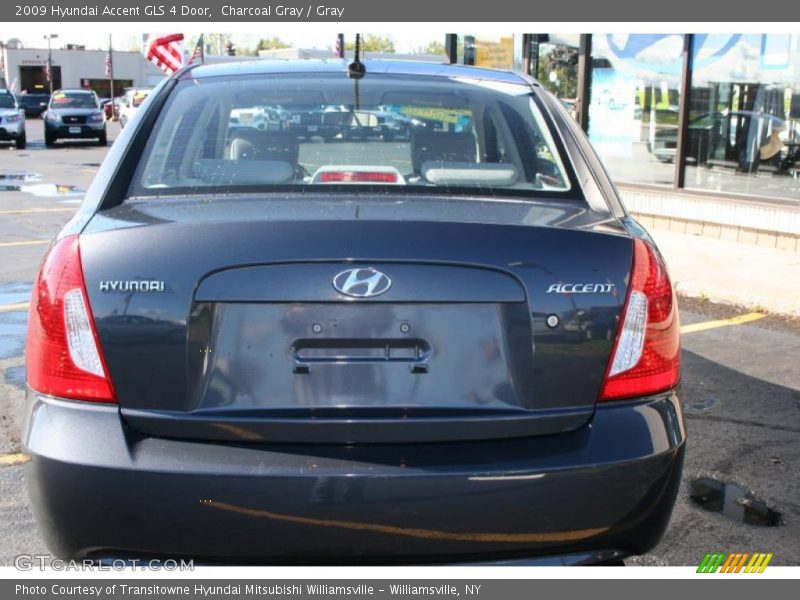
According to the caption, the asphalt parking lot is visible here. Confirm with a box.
[0,119,798,566]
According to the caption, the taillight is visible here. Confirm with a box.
[26,235,116,402]
[599,239,680,401]
[319,171,398,183]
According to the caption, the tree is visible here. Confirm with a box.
[537,45,578,99]
[345,35,395,53]
[415,40,446,55]
[190,34,233,57]
[257,37,291,51]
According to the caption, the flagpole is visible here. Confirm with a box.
[108,34,115,110]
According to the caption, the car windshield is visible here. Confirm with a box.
[0,94,16,109]
[130,71,576,199]
[132,91,151,107]
[51,91,98,109]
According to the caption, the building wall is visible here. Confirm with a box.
[1,47,164,92]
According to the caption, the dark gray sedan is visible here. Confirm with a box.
[24,60,684,565]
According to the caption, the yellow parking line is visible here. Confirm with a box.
[0,302,29,313]
[0,453,30,466]
[0,240,49,248]
[0,208,74,215]
[680,312,766,334]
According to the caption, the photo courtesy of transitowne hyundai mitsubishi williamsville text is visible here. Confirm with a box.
[15,584,466,596]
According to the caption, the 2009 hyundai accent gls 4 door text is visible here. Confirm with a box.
[24,60,684,565]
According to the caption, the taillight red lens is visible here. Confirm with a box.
[599,238,680,401]
[319,171,398,183]
[26,235,116,402]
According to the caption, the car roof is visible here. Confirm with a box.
[54,89,95,94]
[185,59,537,87]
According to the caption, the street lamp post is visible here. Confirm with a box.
[44,34,58,94]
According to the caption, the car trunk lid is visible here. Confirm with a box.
[80,196,632,443]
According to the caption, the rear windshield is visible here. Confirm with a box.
[51,91,98,109]
[130,72,577,199]
[20,95,48,105]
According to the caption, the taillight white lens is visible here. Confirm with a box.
[608,290,647,376]
[599,239,680,401]
[63,288,105,377]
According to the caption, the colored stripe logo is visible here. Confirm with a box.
[697,552,773,573]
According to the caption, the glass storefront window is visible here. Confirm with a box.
[534,34,580,107]
[685,34,800,202]
[457,34,524,71]
[588,34,685,187]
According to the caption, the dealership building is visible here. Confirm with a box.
[0,45,164,96]
[445,33,800,250]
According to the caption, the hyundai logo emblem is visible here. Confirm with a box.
[333,267,392,298]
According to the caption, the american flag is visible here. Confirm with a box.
[334,34,344,58]
[189,34,204,65]
[45,59,51,83]
[104,51,112,78]
[146,33,184,75]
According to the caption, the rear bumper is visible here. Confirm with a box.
[24,389,685,564]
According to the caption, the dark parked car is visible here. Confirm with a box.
[17,92,50,118]
[43,89,107,146]
[98,97,115,121]
[285,104,344,141]
[649,110,788,168]
[0,89,26,149]
[24,60,684,565]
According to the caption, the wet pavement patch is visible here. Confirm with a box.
[0,172,43,184]
[3,365,25,391]
[0,282,32,306]
[0,283,31,361]
[690,477,782,526]
[0,183,84,197]
[0,311,27,360]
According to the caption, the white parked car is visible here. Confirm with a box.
[229,106,288,132]
[118,88,153,128]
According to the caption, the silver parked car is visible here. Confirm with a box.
[0,89,26,149]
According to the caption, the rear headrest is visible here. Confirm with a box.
[411,131,477,173]
[229,130,299,165]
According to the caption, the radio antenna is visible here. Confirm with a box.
[347,33,366,80]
